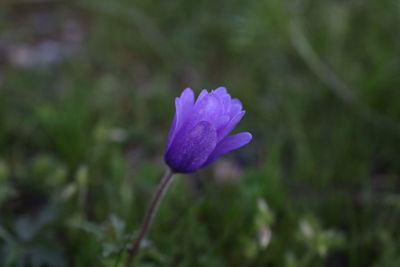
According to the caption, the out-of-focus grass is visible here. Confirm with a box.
[0,0,400,266]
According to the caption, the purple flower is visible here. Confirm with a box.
[165,87,252,173]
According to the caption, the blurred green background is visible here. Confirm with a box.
[1,0,400,266]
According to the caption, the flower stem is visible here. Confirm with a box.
[125,169,174,267]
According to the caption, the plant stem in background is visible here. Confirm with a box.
[125,169,174,267]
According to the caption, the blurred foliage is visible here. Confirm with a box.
[0,0,400,266]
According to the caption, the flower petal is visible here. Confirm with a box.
[212,87,232,114]
[214,115,230,130]
[214,86,227,95]
[177,88,195,126]
[167,88,194,149]
[229,98,243,118]
[202,132,252,167]
[217,111,245,141]
[184,93,224,130]
[165,121,217,173]
[167,114,177,149]
[221,95,232,113]
[195,89,208,107]
[231,98,242,107]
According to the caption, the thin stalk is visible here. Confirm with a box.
[125,169,174,267]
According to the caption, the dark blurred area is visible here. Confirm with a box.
[0,0,400,266]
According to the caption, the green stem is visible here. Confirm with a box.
[125,169,174,267]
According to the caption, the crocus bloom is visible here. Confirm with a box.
[165,87,252,173]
